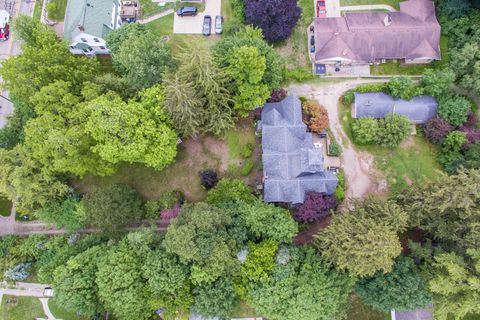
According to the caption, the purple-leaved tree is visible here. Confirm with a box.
[295,192,338,223]
[244,0,301,43]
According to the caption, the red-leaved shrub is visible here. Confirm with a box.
[294,192,338,223]
[160,204,181,220]
[423,116,454,144]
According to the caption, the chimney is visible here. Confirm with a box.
[78,25,85,32]
[383,14,392,26]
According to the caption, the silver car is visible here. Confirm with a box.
[215,15,223,34]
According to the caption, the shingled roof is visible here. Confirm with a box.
[261,96,338,204]
[353,92,438,124]
[313,0,441,63]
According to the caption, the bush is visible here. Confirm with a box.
[144,200,161,220]
[160,204,181,220]
[438,95,471,126]
[334,186,345,202]
[438,151,465,174]
[268,88,287,103]
[376,114,411,148]
[442,131,467,152]
[200,170,219,190]
[144,191,181,219]
[386,77,423,100]
[241,159,254,176]
[303,100,329,133]
[352,117,380,145]
[423,116,454,144]
[328,143,342,156]
[4,262,32,281]
[346,83,388,105]
[241,143,253,158]
[460,126,480,147]
[294,192,338,223]
[285,68,315,82]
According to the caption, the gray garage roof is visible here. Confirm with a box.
[261,96,338,204]
[353,92,438,124]
[392,305,433,320]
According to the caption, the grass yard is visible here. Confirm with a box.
[32,0,44,21]
[0,296,45,320]
[274,0,313,70]
[346,295,389,320]
[46,0,67,21]
[77,126,258,203]
[370,36,449,75]
[340,0,401,10]
[230,302,259,318]
[139,0,174,18]
[0,196,12,217]
[49,298,89,320]
[339,95,441,195]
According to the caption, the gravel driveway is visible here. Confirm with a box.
[289,79,386,198]
[173,0,221,34]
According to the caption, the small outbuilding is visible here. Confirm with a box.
[353,92,438,124]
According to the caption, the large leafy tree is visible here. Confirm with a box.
[192,277,237,319]
[96,246,151,320]
[356,256,431,312]
[450,42,480,95]
[81,184,144,237]
[163,202,245,285]
[53,246,106,317]
[421,68,455,98]
[438,94,471,126]
[213,26,284,92]
[314,198,407,277]
[163,46,234,137]
[247,246,354,320]
[225,45,270,115]
[376,114,411,148]
[236,199,298,243]
[0,145,68,212]
[244,0,301,43]
[83,86,177,170]
[111,31,174,90]
[106,22,148,55]
[396,169,480,252]
[427,249,480,320]
[386,76,422,100]
[206,178,257,205]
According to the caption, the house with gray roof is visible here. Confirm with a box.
[312,0,441,65]
[353,92,438,124]
[261,96,338,204]
[64,0,122,56]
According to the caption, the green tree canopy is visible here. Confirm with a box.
[387,76,422,100]
[206,178,257,205]
[438,94,471,126]
[81,184,144,237]
[314,198,407,277]
[376,114,411,148]
[356,256,431,312]
[192,277,237,319]
[421,68,455,98]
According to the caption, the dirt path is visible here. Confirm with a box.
[289,79,385,198]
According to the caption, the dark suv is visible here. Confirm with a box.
[176,6,198,16]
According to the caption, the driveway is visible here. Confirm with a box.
[173,0,221,34]
[289,79,387,198]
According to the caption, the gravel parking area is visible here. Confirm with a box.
[173,0,221,34]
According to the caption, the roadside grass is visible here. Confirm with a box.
[340,0,401,10]
[77,126,258,203]
[49,298,89,320]
[139,0,174,18]
[339,95,441,195]
[0,295,45,320]
[46,0,67,21]
[274,0,313,70]
[0,196,12,217]
[32,0,44,21]
[346,295,389,320]
[231,302,259,318]
[370,36,449,75]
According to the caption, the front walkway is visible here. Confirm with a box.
[139,9,174,24]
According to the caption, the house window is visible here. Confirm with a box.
[82,47,93,53]
[81,38,87,42]
[93,37,100,42]
[70,45,75,49]
[100,46,106,50]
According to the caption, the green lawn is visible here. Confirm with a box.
[0,296,45,320]
[0,196,12,217]
[46,0,67,21]
[226,127,256,160]
[274,0,313,70]
[139,0,174,18]
[49,298,89,320]
[32,0,44,21]
[77,126,257,203]
[339,95,441,195]
[340,0,401,10]
[346,295,389,320]
[370,36,449,75]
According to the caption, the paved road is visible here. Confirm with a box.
[289,79,386,198]
[173,0,221,34]
[0,0,36,128]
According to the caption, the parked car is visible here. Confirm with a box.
[310,35,315,46]
[316,0,327,17]
[0,10,10,41]
[176,6,198,17]
[215,15,223,34]
[203,15,211,36]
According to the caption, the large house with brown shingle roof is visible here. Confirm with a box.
[312,0,441,66]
